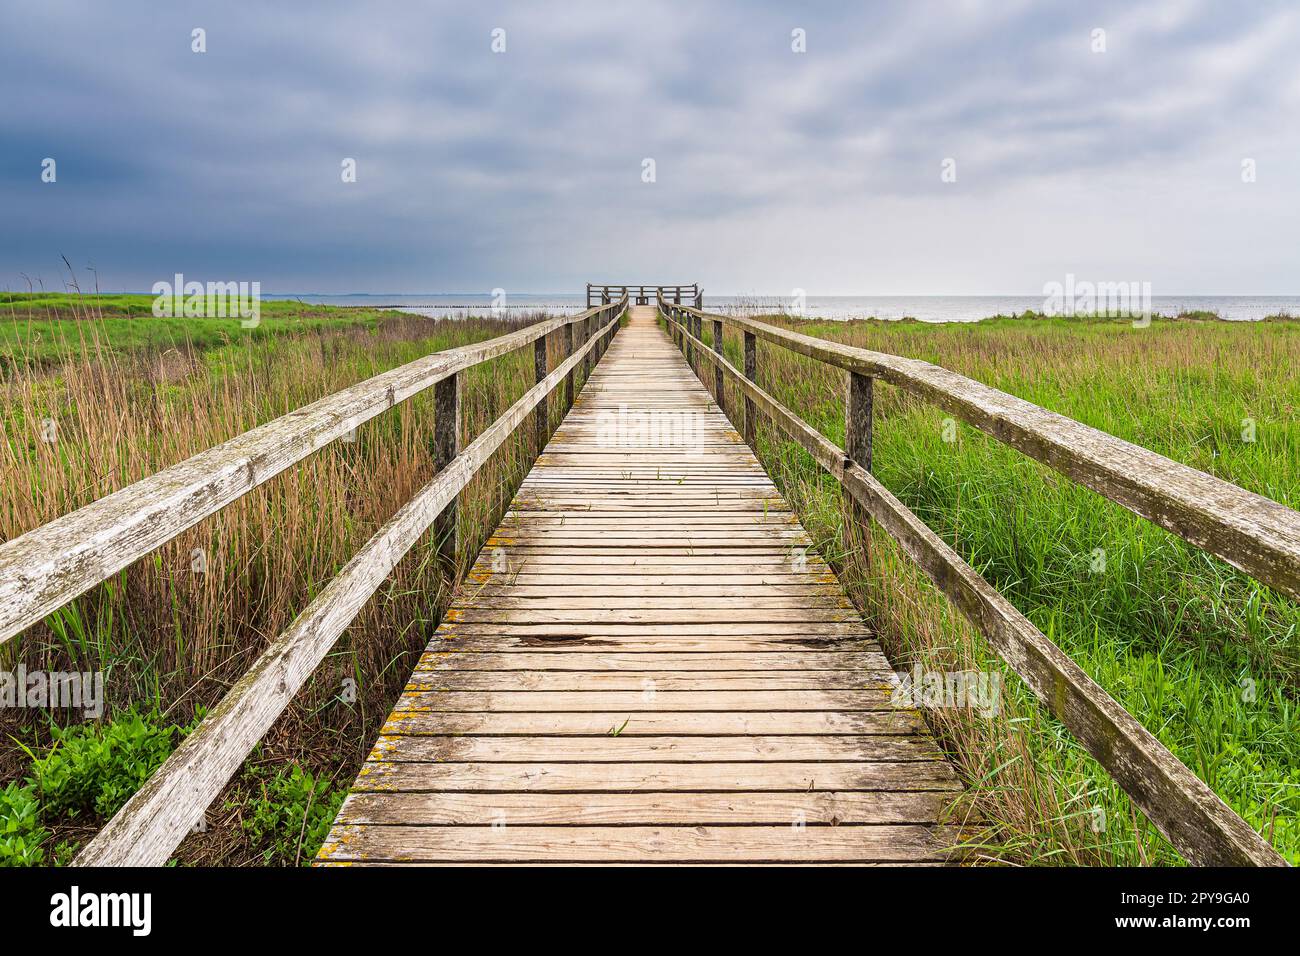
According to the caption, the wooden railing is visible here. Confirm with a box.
[658,296,1294,867]
[0,297,626,866]
[589,283,701,308]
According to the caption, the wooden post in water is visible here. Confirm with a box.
[712,318,726,414]
[433,372,461,574]
[846,371,873,567]
[743,331,758,446]
[534,335,549,451]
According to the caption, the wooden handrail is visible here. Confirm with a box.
[662,302,1300,602]
[75,302,626,866]
[0,302,626,647]
[658,297,1289,867]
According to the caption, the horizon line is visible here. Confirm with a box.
[9,290,1300,299]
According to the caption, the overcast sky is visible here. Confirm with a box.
[3,1,1298,295]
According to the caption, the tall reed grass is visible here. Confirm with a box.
[1,304,576,862]
[696,313,1300,865]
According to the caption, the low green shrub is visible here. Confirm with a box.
[235,763,345,866]
[0,782,47,867]
[29,707,199,820]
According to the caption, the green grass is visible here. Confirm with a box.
[0,782,47,866]
[0,292,398,364]
[700,312,1300,865]
[227,762,346,866]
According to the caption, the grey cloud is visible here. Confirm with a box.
[2,0,1297,293]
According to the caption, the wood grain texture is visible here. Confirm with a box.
[320,824,963,864]
[318,305,964,866]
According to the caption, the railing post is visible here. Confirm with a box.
[582,314,593,382]
[563,319,575,408]
[743,331,757,446]
[847,372,873,473]
[684,310,694,368]
[846,371,874,568]
[534,334,548,452]
[433,371,461,575]
[692,313,702,373]
[712,318,725,414]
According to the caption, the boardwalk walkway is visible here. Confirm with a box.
[318,306,963,865]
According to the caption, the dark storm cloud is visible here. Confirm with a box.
[2,0,1297,293]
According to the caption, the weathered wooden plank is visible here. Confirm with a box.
[332,790,952,826]
[404,671,891,692]
[485,533,812,545]
[437,622,872,638]
[378,709,927,736]
[463,573,843,586]
[318,824,962,863]
[469,551,826,563]
[427,637,880,654]
[349,760,963,793]
[493,516,804,528]
[448,595,853,610]
[392,690,898,712]
[367,734,943,763]
[456,585,849,599]
[414,651,877,671]
[444,608,859,625]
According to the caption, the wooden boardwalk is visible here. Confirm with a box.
[318,306,963,865]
